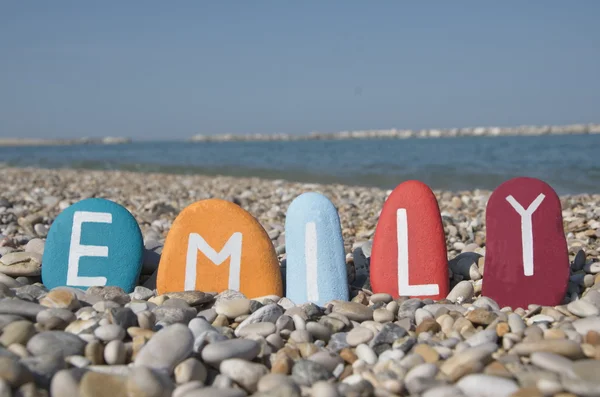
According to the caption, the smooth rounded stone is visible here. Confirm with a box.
[108,307,138,329]
[308,351,344,373]
[0,251,42,276]
[413,344,440,363]
[39,289,80,310]
[103,340,126,365]
[331,301,373,322]
[196,308,218,323]
[560,376,600,397]
[257,373,299,393]
[0,356,34,387]
[292,314,305,331]
[0,314,23,330]
[464,329,498,347]
[201,339,260,367]
[236,322,276,338]
[567,299,600,317]
[306,322,331,342]
[292,360,332,386]
[373,308,394,323]
[311,381,340,397]
[136,311,155,330]
[215,299,251,319]
[51,369,85,397]
[178,387,246,397]
[355,344,377,365]
[527,314,555,325]
[127,366,174,397]
[163,291,213,306]
[440,343,497,381]
[346,327,374,347]
[20,353,67,388]
[289,330,312,344]
[36,308,76,325]
[0,273,21,288]
[422,303,467,316]
[26,331,85,358]
[572,317,600,335]
[172,381,204,397]
[472,296,501,311]
[79,371,128,397]
[511,340,584,359]
[319,317,345,334]
[457,374,518,397]
[65,355,90,368]
[415,308,433,326]
[188,318,216,339]
[215,290,247,305]
[370,323,408,348]
[24,239,45,256]
[134,323,193,373]
[94,324,126,342]
[571,359,600,385]
[174,358,207,384]
[446,281,474,304]
[422,385,466,397]
[220,358,268,393]
[536,378,563,395]
[529,352,574,375]
[0,320,35,346]
[234,304,283,337]
[507,313,526,334]
[405,362,439,388]
[370,293,393,304]
[0,299,45,319]
[93,300,121,313]
[131,286,155,301]
[153,306,197,325]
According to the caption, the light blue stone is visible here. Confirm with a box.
[42,198,143,293]
[285,192,348,306]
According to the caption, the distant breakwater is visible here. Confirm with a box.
[190,122,600,142]
[0,136,132,147]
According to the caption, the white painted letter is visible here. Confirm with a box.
[397,209,439,296]
[185,232,242,291]
[67,211,112,287]
[506,194,545,276]
[305,222,319,303]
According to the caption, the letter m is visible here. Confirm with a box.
[185,232,242,291]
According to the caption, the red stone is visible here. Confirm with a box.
[370,180,448,300]
[482,177,569,309]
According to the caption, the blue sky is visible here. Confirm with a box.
[1,1,599,139]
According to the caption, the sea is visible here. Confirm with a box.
[1,135,599,195]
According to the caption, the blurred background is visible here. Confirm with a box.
[1,1,599,194]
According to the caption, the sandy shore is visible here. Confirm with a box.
[1,166,599,396]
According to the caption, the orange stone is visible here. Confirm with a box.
[157,199,282,298]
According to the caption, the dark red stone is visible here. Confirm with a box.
[482,177,569,309]
[370,180,448,300]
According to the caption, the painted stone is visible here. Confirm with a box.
[482,177,569,308]
[156,199,282,298]
[42,198,143,293]
[370,180,448,300]
[285,192,349,306]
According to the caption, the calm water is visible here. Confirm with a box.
[1,135,599,194]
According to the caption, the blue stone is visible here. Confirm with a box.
[285,192,348,306]
[42,198,143,293]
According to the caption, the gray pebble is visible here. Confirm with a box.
[134,323,193,373]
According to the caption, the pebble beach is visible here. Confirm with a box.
[1,166,600,397]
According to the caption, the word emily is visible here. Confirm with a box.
[41,177,569,309]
